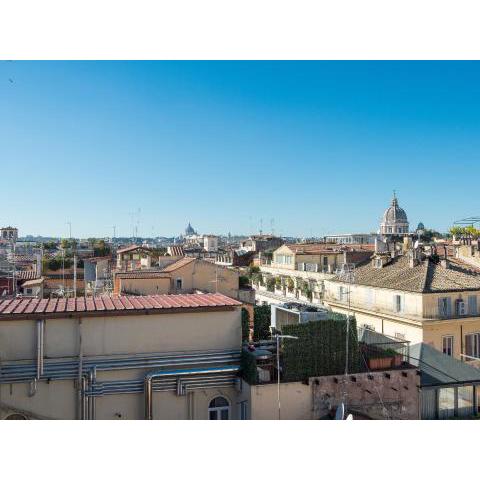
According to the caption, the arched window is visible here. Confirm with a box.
[4,413,27,420]
[208,396,230,420]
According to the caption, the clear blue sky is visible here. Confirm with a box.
[1,61,479,238]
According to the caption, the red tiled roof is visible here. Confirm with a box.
[115,271,169,279]
[116,245,152,255]
[0,293,241,319]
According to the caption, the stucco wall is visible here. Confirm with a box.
[0,307,242,419]
[248,382,312,420]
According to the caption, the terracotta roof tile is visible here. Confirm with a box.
[0,293,241,320]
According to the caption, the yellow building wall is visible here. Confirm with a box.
[119,277,170,295]
[0,308,242,419]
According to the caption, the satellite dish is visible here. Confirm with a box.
[335,403,345,420]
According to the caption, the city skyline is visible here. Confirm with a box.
[2,61,479,237]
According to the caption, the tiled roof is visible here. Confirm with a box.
[330,254,480,293]
[116,245,152,255]
[0,293,241,319]
[115,271,169,279]
[160,257,195,272]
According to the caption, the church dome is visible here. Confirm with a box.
[185,222,196,236]
[382,196,408,224]
[380,193,409,235]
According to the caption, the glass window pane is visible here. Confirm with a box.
[438,388,455,419]
[458,386,474,417]
[220,409,229,420]
[209,410,217,420]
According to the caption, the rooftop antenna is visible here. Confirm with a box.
[112,225,116,240]
[259,218,263,236]
[67,221,72,239]
[270,218,275,236]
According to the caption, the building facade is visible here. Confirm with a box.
[324,251,480,368]
[0,293,244,420]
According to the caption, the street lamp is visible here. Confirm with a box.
[274,332,298,420]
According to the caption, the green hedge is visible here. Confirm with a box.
[241,307,250,343]
[281,315,360,382]
[253,305,271,341]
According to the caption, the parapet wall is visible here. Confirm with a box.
[311,368,420,419]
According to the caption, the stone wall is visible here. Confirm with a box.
[311,368,420,419]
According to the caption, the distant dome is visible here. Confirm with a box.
[380,193,409,235]
[417,222,425,231]
[185,222,196,236]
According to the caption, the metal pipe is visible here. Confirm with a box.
[77,318,83,420]
[0,351,240,383]
[144,365,240,420]
[36,319,44,380]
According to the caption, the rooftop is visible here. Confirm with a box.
[116,245,152,255]
[0,293,241,320]
[159,257,195,272]
[409,343,480,387]
[331,254,480,293]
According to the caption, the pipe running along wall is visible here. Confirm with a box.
[144,365,240,420]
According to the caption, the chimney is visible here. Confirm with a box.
[441,258,450,269]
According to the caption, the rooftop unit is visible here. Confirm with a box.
[271,302,329,330]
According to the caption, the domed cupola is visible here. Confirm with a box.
[185,222,197,236]
[380,192,409,236]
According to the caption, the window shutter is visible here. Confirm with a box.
[446,297,452,317]
[438,298,444,317]
[465,334,473,357]
[468,296,477,316]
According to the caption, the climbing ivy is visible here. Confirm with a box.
[253,305,271,341]
[241,307,250,343]
[281,314,360,382]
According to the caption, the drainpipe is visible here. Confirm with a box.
[89,367,97,420]
[144,366,239,420]
[36,319,45,380]
[77,318,83,420]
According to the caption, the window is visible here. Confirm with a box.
[323,256,328,267]
[465,333,480,361]
[239,401,248,420]
[468,296,478,316]
[456,299,466,316]
[442,336,454,356]
[175,278,182,290]
[339,286,348,302]
[458,386,475,417]
[393,295,404,313]
[208,396,230,420]
[438,387,456,419]
[438,297,452,318]
[394,332,406,341]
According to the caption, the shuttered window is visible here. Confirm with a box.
[468,296,478,316]
[438,297,452,318]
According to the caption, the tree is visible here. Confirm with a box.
[239,275,250,288]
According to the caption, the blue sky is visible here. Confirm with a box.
[1,61,479,238]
